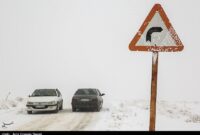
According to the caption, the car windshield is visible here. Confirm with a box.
[31,89,57,96]
[75,89,97,95]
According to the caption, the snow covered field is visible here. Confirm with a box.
[0,0,200,132]
[1,97,200,131]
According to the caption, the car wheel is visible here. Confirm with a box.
[60,102,63,110]
[27,111,32,114]
[72,107,76,112]
[95,105,100,112]
[54,104,59,113]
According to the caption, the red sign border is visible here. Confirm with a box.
[129,4,184,52]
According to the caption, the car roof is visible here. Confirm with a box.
[77,88,98,91]
[35,88,58,91]
[77,88,97,89]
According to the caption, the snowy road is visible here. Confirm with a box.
[16,109,96,131]
[0,98,102,131]
[1,99,200,131]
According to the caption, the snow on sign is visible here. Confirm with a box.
[129,4,184,52]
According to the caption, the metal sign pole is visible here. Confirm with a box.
[149,51,159,131]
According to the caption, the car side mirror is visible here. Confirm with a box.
[101,93,105,96]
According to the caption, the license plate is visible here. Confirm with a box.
[80,99,90,101]
[36,105,45,108]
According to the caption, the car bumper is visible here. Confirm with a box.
[26,105,57,111]
[72,102,98,108]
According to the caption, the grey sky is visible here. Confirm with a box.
[0,0,200,102]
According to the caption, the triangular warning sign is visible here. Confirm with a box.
[129,4,184,52]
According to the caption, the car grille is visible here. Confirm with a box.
[32,105,48,109]
[32,102,49,105]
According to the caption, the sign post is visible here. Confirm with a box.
[149,51,158,131]
[128,4,184,131]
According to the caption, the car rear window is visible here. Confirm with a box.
[32,89,57,96]
[75,89,97,95]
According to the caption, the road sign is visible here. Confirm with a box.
[129,4,184,52]
[128,4,184,131]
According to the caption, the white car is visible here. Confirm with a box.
[26,89,63,114]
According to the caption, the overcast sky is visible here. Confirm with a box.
[0,0,200,102]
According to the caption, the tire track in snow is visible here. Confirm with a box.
[42,111,94,131]
[16,113,61,131]
[72,112,93,131]
[16,110,95,131]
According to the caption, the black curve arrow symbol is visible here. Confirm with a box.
[146,27,163,42]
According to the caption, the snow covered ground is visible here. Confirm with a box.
[1,97,200,131]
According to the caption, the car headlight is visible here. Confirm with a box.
[48,101,57,105]
[73,97,81,102]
